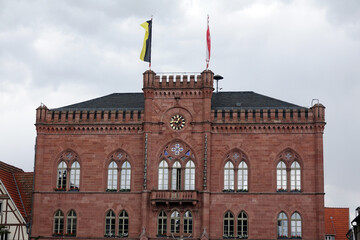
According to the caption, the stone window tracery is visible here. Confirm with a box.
[183,211,193,234]
[223,150,249,192]
[223,211,234,237]
[158,142,195,191]
[224,161,234,191]
[170,211,180,234]
[238,161,248,191]
[55,150,80,191]
[57,162,67,190]
[107,161,118,190]
[276,149,302,192]
[290,161,301,191]
[106,150,132,192]
[277,161,287,191]
[70,161,80,190]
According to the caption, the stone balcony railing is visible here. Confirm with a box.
[150,190,198,206]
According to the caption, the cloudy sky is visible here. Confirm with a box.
[1,0,359,220]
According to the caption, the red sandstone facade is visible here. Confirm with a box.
[31,70,326,240]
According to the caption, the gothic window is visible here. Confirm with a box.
[237,211,248,238]
[107,161,118,190]
[158,161,169,190]
[185,160,195,190]
[170,211,180,234]
[277,212,288,238]
[172,161,181,190]
[223,211,234,237]
[66,210,77,235]
[105,210,116,237]
[237,161,248,191]
[121,161,131,190]
[57,161,67,190]
[118,210,129,237]
[291,212,302,238]
[53,210,64,235]
[70,161,80,190]
[224,162,234,190]
[183,211,193,234]
[158,211,167,235]
[277,161,287,191]
[290,161,301,191]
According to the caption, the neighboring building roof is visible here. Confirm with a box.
[0,164,33,221]
[52,92,305,111]
[325,207,349,240]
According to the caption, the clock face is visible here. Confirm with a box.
[170,115,186,130]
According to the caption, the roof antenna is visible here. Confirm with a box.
[214,75,223,93]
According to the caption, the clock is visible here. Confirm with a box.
[170,115,186,130]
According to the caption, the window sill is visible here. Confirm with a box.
[236,189,248,193]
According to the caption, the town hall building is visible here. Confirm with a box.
[31,70,326,239]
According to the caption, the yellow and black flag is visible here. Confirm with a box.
[140,19,152,63]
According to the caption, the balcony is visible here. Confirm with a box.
[150,190,198,206]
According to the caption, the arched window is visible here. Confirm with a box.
[183,211,193,234]
[158,161,168,190]
[118,210,129,237]
[185,161,195,190]
[70,161,80,190]
[237,211,248,238]
[121,161,131,190]
[172,161,181,190]
[277,161,287,191]
[53,210,64,234]
[223,211,234,237]
[66,210,77,235]
[158,211,167,235]
[224,162,234,190]
[170,211,180,234]
[291,212,302,238]
[105,210,116,237]
[107,161,118,190]
[57,161,67,190]
[277,212,288,237]
[238,161,248,191]
[290,161,301,191]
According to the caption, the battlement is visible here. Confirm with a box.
[143,70,214,89]
[36,105,144,124]
[211,103,325,124]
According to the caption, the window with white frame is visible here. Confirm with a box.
[69,161,80,190]
[171,161,181,190]
[118,210,129,237]
[107,161,118,190]
[105,210,116,237]
[224,161,234,190]
[291,212,302,238]
[66,210,77,235]
[183,211,193,234]
[237,211,248,238]
[223,211,234,237]
[158,211,167,235]
[237,161,248,191]
[277,212,288,237]
[57,161,67,190]
[277,161,287,191]
[290,161,301,191]
[53,210,64,234]
[121,161,131,190]
[158,161,168,190]
[170,211,180,234]
[185,160,195,190]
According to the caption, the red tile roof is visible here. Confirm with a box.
[325,207,349,240]
[0,161,33,222]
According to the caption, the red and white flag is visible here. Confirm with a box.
[206,15,211,69]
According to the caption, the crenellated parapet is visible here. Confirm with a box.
[35,105,144,125]
[143,70,214,99]
[211,104,326,134]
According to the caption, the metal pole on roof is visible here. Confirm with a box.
[214,75,223,93]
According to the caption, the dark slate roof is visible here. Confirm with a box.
[211,92,305,110]
[52,91,305,111]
